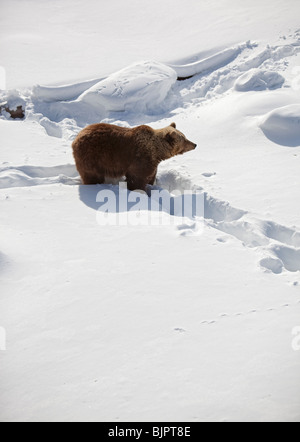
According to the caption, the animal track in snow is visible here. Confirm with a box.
[157,169,300,275]
[202,172,216,178]
[259,257,284,275]
[208,205,300,274]
[272,245,300,273]
[197,299,300,328]
[261,221,300,248]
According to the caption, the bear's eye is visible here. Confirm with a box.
[166,133,175,145]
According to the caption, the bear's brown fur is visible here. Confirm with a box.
[72,122,197,191]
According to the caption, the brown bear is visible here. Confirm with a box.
[72,122,197,191]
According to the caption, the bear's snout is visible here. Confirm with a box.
[186,141,197,152]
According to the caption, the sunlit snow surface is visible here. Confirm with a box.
[0,0,300,423]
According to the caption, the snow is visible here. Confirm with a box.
[169,43,249,79]
[260,104,300,147]
[31,61,177,126]
[234,68,285,91]
[78,61,177,113]
[1,0,300,88]
[0,89,26,112]
[32,79,102,103]
[1,0,300,423]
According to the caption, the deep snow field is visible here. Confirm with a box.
[1,0,300,422]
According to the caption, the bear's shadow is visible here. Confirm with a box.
[79,184,202,222]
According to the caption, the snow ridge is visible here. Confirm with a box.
[2,36,300,137]
[0,164,79,188]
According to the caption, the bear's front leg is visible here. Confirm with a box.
[80,170,105,185]
[147,167,158,186]
[126,174,147,192]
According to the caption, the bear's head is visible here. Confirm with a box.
[163,123,197,156]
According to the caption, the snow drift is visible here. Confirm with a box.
[31,61,177,126]
[234,68,285,91]
[260,104,300,147]
[32,79,102,103]
[78,61,177,113]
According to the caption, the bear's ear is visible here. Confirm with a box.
[170,122,176,129]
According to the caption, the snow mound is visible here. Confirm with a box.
[78,60,177,113]
[260,104,300,147]
[32,61,177,126]
[234,68,285,91]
